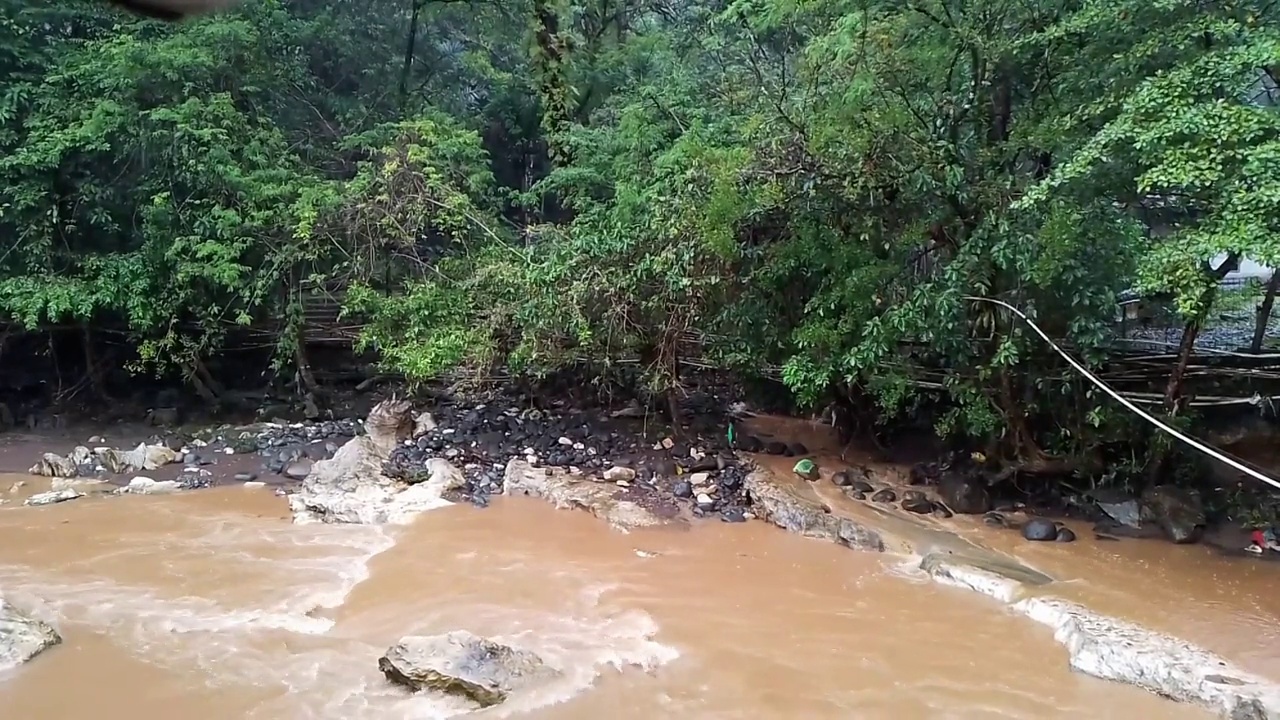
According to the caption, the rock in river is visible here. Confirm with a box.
[289,398,464,525]
[95,443,180,475]
[0,598,60,671]
[27,453,76,479]
[1022,517,1058,542]
[870,488,896,503]
[379,630,558,708]
[23,489,83,506]
[938,471,991,514]
[850,478,874,493]
[901,491,933,514]
[763,441,788,455]
[283,460,313,480]
[1091,489,1141,529]
[1140,485,1206,544]
[117,477,181,495]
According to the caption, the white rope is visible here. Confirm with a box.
[963,295,1280,493]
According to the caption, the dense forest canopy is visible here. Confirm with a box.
[2,0,1280,492]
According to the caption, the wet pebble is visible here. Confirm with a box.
[1055,526,1077,543]
[672,480,693,499]
[932,503,953,519]
[982,511,1008,527]
[720,508,747,523]
[901,491,932,514]
[603,466,636,482]
[831,471,851,487]
[234,472,258,482]
[283,460,313,480]
[178,474,212,490]
[718,467,744,491]
[850,479,874,493]
[870,488,896,503]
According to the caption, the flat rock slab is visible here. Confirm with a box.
[0,599,60,671]
[919,552,1054,603]
[744,468,887,552]
[23,489,84,507]
[379,630,559,707]
[1016,597,1280,720]
[503,459,667,530]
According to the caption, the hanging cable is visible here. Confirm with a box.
[963,295,1280,493]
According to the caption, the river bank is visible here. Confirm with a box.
[1,393,1278,718]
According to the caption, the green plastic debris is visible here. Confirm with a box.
[727,422,736,446]
[793,458,817,480]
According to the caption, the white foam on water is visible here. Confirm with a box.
[882,555,929,584]
[0,510,398,692]
[485,586,680,717]
[0,503,679,718]
[289,583,681,720]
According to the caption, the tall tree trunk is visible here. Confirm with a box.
[397,0,422,111]
[531,0,572,164]
[295,319,326,420]
[1164,256,1238,410]
[184,359,220,406]
[81,324,110,402]
[1163,314,1205,412]
[1251,271,1280,353]
[1149,254,1238,484]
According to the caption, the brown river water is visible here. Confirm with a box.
[0,472,1274,719]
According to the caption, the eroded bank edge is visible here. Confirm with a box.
[742,469,1280,720]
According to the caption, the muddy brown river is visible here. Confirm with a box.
[0,473,1273,719]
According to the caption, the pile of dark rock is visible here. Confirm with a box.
[735,434,808,457]
[671,460,752,523]
[179,418,360,483]
[380,398,752,521]
[383,403,634,503]
[254,419,362,448]
[251,420,358,478]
